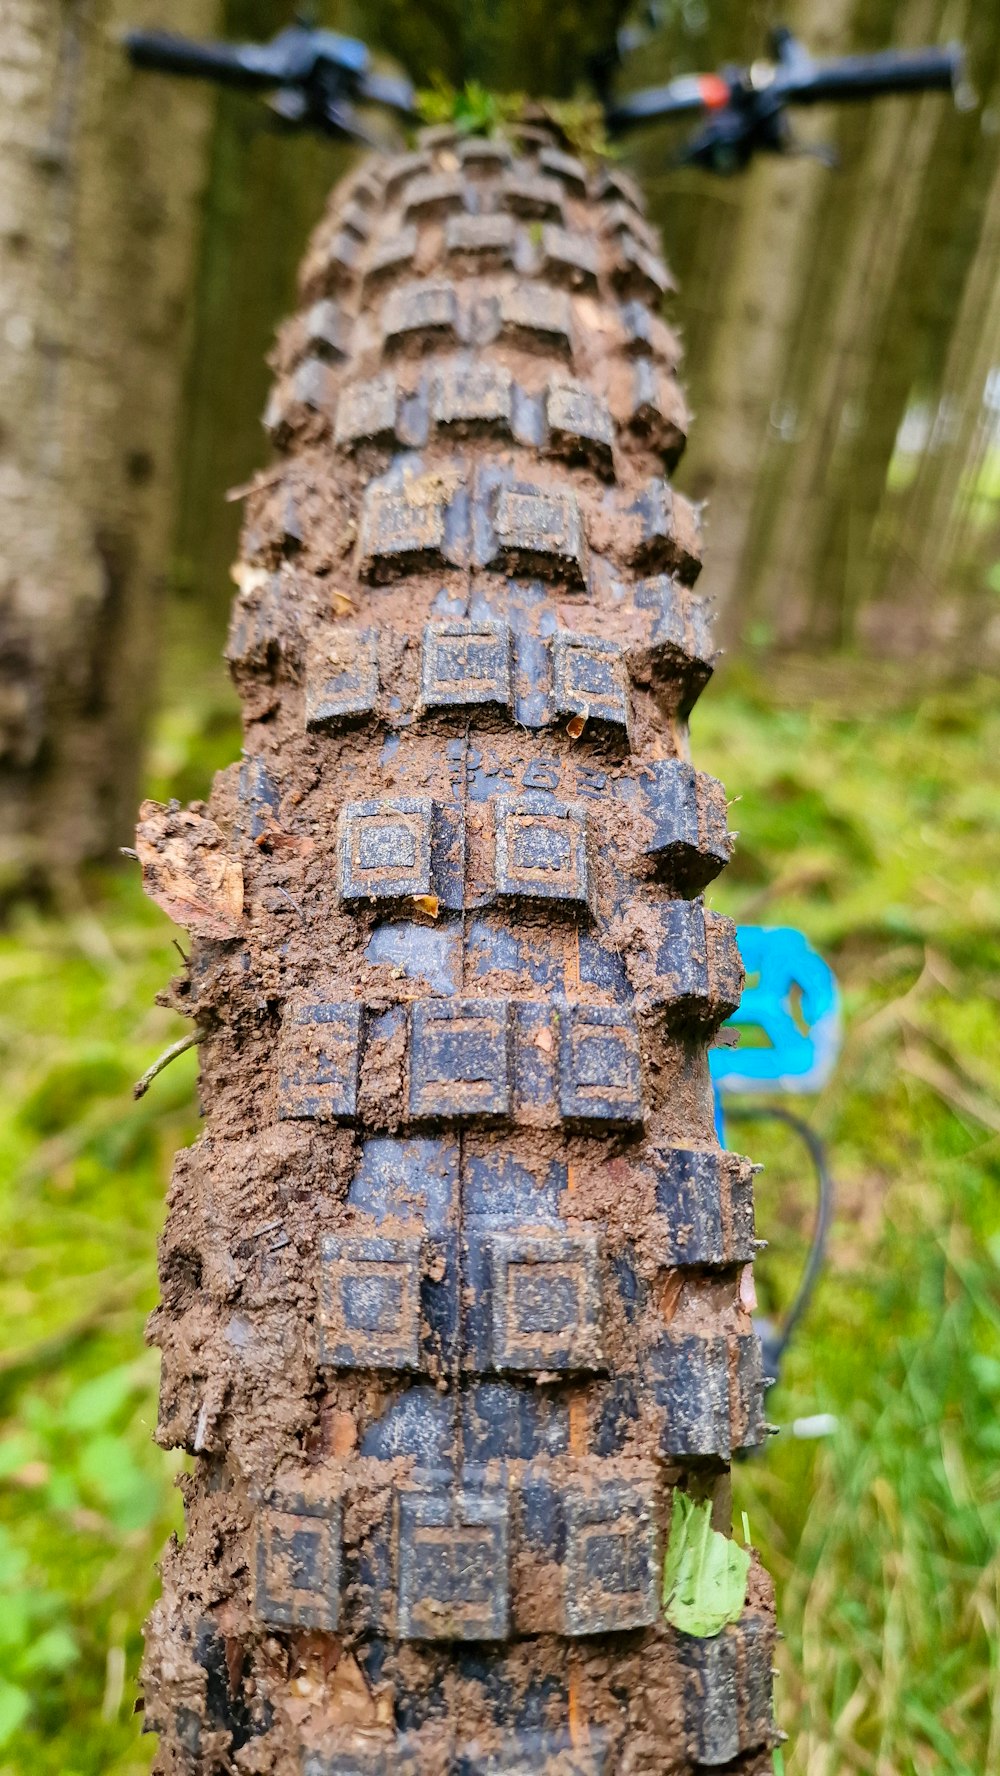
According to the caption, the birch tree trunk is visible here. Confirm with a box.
[0,0,217,889]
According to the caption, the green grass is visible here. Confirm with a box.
[0,881,193,1774]
[696,672,1000,1776]
[1,670,998,1773]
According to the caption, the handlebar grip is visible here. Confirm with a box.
[792,43,963,106]
[123,29,277,90]
[607,74,730,134]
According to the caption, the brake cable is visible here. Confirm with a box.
[725,1103,835,1391]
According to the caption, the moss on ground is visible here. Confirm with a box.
[1,672,998,1773]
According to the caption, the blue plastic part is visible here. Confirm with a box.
[711,926,841,1143]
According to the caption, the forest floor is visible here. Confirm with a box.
[1,658,998,1776]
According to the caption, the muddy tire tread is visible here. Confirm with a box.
[143,124,775,1776]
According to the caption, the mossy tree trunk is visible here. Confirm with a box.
[0,0,218,890]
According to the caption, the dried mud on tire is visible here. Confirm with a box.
[139,125,777,1775]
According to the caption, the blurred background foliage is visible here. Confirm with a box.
[3,0,1000,1772]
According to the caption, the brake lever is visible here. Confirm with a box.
[613,27,966,172]
[124,20,415,142]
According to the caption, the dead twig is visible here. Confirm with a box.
[225,464,286,502]
[133,1030,204,1100]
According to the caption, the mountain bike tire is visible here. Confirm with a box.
[139,123,776,1776]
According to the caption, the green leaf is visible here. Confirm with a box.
[77,1433,160,1531]
[63,1364,138,1432]
[0,1526,30,1589]
[662,1492,750,1639]
[0,1679,30,1747]
[0,1591,32,1655]
[21,1627,79,1675]
[0,1434,37,1478]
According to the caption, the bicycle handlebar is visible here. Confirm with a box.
[124,20,965,168]
[123,24,414,140]
[608,76,728,129]
[610,39,964,133]
[124,29,291,89]
[786,44,962,106]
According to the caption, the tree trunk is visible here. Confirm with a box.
[0,0,218,891]
[361,0,631,97]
